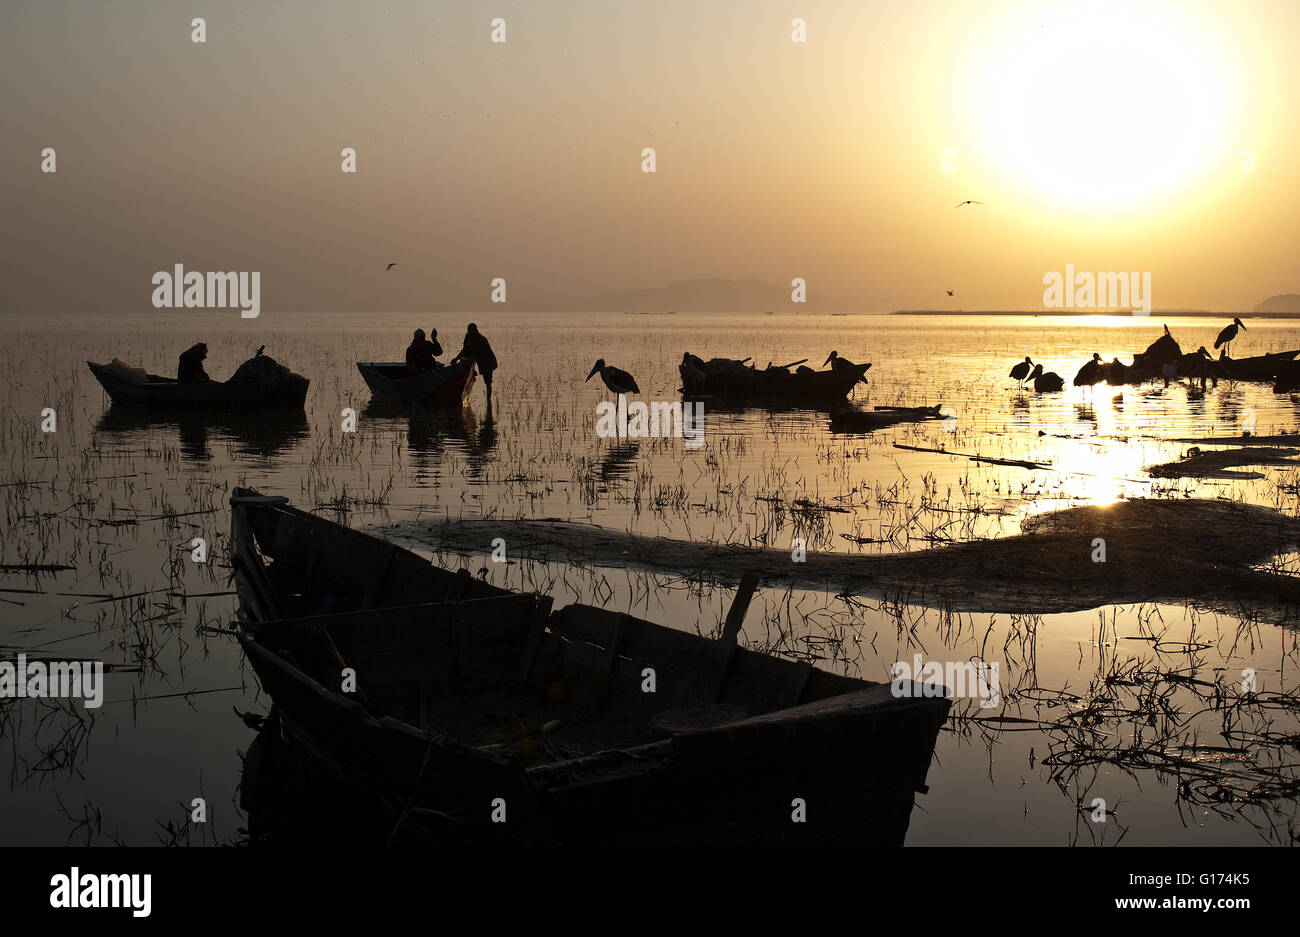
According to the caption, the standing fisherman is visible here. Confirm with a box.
[452,323,498,401]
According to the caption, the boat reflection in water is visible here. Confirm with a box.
[362,400,498,478]
[94,404,309,462]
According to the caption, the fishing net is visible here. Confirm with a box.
[104,358,148,384]
[227,354,305,391]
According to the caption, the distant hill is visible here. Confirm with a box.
[1255,294,1300,314]
[568,278,834,313]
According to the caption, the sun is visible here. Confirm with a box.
[958,1,1242,211]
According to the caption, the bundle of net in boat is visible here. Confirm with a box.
[227,354,304,390]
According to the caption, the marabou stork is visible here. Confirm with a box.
[586,359,640,397]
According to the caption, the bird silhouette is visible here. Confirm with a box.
[1031,364,1064,393]
[385,262,397,270]
[1009,356,1033,388]
[955,200,984,207]
[1073,353,1103,391]
[946,290,955,296]
[586,359,640,396]
[822,351,871,384]
[1214,317,1246,356]
[255,344,265,357]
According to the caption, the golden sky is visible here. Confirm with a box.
[1,0,1295,314]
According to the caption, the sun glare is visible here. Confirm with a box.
[962,2,1241,211]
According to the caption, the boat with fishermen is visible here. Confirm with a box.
[86,350,309,407]
[229,488,950,846]
[679,352,871,406]
[356,358,477,407]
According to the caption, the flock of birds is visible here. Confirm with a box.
[1009,318,1251,395]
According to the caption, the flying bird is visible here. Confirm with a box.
[955,200,984,207]
[946,290,955,296]
[1214,317,1246,356]
[385,262,398,270]
[586,359,640,396]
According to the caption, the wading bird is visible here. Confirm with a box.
[955,200,984,207]
[1214,317,1246,356]
[1009,356,1034,388]
[823,351,871,384]
[586,359,640,397]
[1073,352,1103,392]
[1174,346,1219,391]
[1031,364,1064,393]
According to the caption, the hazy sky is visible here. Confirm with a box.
[2,0,1296,315]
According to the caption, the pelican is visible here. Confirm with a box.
[955,200,984,207]
[1175,346,1219,391]
[586,359,640,396]
[1214,317,1246,356]
[822,351,870,384]
[681,352,707,384]
[1031,364,1064,393]
[1009,356,1034,388]
[1073,353,1103,391]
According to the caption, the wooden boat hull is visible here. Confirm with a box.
[679,361,869,406]
[87,361,309,407]
[1220,349,1300,382]
[230,490,950,846]
[356,360,476,407]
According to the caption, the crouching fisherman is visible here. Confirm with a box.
[177,342,211,383]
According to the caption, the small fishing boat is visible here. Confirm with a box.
[356,359,477,408]
[230,490,950,846]
[829,404,945,433]
[87,355,309,407]
[1218,349,1300,382]
[679,353,870,406]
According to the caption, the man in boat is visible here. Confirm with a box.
[451,323,498,399]
[177,342,211,383]
[404,328,441,373]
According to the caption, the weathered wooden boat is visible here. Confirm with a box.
[87,356,309,407]
[1218,349,1300,382]
[230,489,950,846]
[830,404,945,433]
[679,354,870,405]
[356,359,476,407]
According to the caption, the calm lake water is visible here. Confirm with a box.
[1,310,1297,845]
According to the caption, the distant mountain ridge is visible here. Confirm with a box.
[567,278,835,313]
[1255,294,1300,314]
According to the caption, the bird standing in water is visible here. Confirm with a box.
[1031,363,1065,393]
[1073,353,1103,393]
[1214,317,1246,357]
[586,359,640,397]
[1009,356,1033,388]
